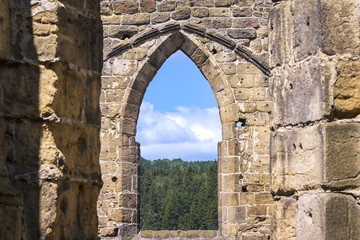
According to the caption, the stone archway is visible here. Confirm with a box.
[99,24,273,239]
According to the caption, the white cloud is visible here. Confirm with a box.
[136,102,221,161]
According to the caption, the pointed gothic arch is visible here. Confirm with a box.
[99,28,273,239]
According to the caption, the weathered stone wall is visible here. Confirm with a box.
[1,0,359,239]
[269,0,360,239]
[0,0,102,239]
[99,0,274,239]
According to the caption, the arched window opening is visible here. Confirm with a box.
[137,50,221,231]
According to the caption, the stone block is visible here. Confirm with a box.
[297,193,360,240]
[140,0,156,13]
[270,124,324,193]
[113,1,138,14]
[333,61,360,118]
[228,28,257,39]
[109,25,138,39]
[0,205,22,240]
[193,0,214,7]
[171,7,191,20]
[112,58,138,76]
[56,10,103,71]
[233,18,260,28]
[0,0,11,60]
[271,55,331,125]
[219,104,239,123]
[272,197,297,240]
[119,193,137,209]
[215,52,237,63]
[213,18,232,29]
[209,8,231,17]
[215,0,232,7]
[270,0,360,66]
[232,8,253,17]
[222,174,237,192]
[324,122,360,187]
[0,64,39,117]
[192,8,209,18]
[272,121,360,192]
[150,12,170,23]
[45,62,91,120]
[220,63,236,75]
[221,193,239,206]
[186,230,201,238]
[256,102,272,113]
[101,103,121,118]
[118,224,138,238]
[233,0,254,7]
[254,193,273,204]
[249,39,262,53]
[200,57,219,81]
[292,0,322,62]
[239,192,254,205]
[201,230,218,238]
[247,205,267,216]
[268,1,293,68]
[237,62,261,74]
[141,230,154,238]
[158,2,175,12]
[321,0,360,55]
[108,208,136,223]
[122,13,150,25]
[227,206,246,223]
[227,139,240,156]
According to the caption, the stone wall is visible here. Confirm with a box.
[0,0,359,239]
[0,0,102,239]
[99,0,274,239]
[269,0,360,239]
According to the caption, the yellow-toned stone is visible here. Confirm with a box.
[141,230,154,238]
[240,192,255,205]
[0,0,10,60]
[254,192,273,204]
[221,193,239,206]
[334,61,360,117]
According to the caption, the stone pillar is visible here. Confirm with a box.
[0,0,102,239]
[269,0,360,239]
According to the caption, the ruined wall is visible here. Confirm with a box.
[1,0,359,239]
[99,0,274,239]
[0,0,102,239]
[269,0,360,239]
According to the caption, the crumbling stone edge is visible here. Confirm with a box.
[105,23,271,76]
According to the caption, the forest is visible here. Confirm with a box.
[139,157,218,231]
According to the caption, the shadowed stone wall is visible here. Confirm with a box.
[269,0,360,239]
[99,0,274,239]
[1,0,359,239]
[0,0,102,239]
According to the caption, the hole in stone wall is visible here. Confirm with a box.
[137,50,220,231]
[236,119,246,127]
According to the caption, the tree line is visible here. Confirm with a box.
[139,157,218,230]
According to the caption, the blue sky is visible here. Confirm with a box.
[136,50,221,161]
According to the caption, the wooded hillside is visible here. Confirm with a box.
[139,157,218,230]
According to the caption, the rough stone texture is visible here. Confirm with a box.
[0,0,102,239]
[100,0,273,238]
[0,0,10,60]
[1,0,359,240]
[269,0,360,240]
